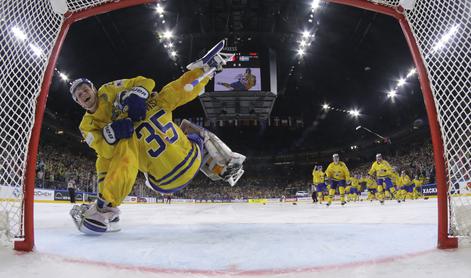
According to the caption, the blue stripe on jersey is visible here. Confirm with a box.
[147,144,201,193]
[147,179,189,194]
[159,144,199,186]
[153,144,196,184]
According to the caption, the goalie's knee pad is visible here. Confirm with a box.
[179,119,246,186]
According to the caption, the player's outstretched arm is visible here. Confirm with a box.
[156,68,210,112]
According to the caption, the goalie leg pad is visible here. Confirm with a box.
[179,119,246,186]
[70,202,121,235]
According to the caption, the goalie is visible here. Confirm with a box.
[69,40,245,234]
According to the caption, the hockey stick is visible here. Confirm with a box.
[184,67,217,92]
[355,126,391,143]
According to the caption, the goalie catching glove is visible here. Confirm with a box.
[186,40,233,74]
[70,201,121,234]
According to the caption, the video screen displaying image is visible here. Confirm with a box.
[214,67,261,91]
[213,52,262,92]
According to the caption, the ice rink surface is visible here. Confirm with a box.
[1,199,471,278]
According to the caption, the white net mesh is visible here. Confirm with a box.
[0,0,469,248]
[370,0,400,8]
[403,0,471,237]
[0,0,63,243]
[66,0,112,12]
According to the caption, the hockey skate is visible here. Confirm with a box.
[70,202,121,234]
[186,40,234,73]
[180,119,246,186]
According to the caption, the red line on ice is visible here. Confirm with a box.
[40,248,436,276]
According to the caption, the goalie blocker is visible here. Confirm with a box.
[180,119,246,186]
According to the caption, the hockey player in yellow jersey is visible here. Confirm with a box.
[69,41,246,234]
[412,175,423,199]
[325,154,350,206]
[312,165,326,203]
[347,175,360,202]
[368,153,394,204]
[366,175,378,201]
[389,167,400,201]
[398,170,413,201]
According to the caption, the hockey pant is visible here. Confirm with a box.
[96,136,140,207]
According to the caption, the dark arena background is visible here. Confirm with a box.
[1,1,470,277]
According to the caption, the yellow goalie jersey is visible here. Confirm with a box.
[79,69,208,206]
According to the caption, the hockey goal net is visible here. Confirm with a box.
[0,0,469,250]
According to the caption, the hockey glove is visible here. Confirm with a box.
[122,87,149,122]
[102,118,134,145]
[186,40,231,73]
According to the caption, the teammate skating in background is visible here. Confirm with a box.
[368,153,395,204]
[347,174,360,202]
[398,170,413,201]
[69,41,246,234]
[366,175,378,201]
[325,154,350,206]
[312,165,326,204]
[412,175,423,199]
[389,167,400,200]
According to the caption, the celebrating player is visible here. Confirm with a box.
[412,175,423,199]
[325,153,350,206]
[347,174,361,202]
[368,153,394,204]
[69,41,246,234]
[398,170,413,201]
[312,165,326,204]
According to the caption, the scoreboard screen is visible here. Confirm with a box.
[213,52,262,92]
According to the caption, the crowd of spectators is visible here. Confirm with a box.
[349,142,435,182]
[35,146,96,192]
[32,139,435,200]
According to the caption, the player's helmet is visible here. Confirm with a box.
[69,78,94,102]
[376,153,382,160]
[332,153,339,162]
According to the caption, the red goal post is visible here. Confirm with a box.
[0,0,468,251]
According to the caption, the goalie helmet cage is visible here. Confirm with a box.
[0,0,468,251]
